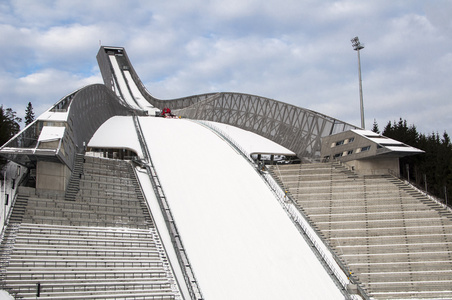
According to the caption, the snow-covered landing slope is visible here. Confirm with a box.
[139,117,344,300]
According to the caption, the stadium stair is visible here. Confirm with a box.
[270,162,452,300]
[64,153,85,201]
[0,156,180,300]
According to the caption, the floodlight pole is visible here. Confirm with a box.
[351,36,365,129]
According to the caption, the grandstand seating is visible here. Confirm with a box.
[270,162,452,299]
[0,156,180,299]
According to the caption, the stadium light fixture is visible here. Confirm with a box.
[351,36,365,129]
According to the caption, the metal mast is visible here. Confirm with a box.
[351,36,365,129]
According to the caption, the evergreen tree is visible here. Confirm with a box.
[25,102,35,126]
[0,105,21,147]
[382,118,452,205]
[371,119,380,134]
[382,118,417,146]
[0,105,21,167]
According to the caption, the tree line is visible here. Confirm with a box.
[373,118,452,204]
[0,102,34,167]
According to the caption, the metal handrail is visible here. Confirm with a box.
[388,170,452,213]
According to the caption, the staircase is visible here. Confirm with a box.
[65,153,85,201]
[0,156,181,299]
[270,162,452,300]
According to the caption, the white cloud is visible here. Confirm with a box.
[0,68,101,123]
[1,0,452,136]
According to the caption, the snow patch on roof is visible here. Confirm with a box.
[351,129,423,154]
[38,126,65,142]
[37,111,68,122]
[87,116,143,157]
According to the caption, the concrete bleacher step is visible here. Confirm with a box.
[17,223,154,238]
[304,203,431,214]
[25,197,146,216]
[334,240,452,255]
[14,233,157,247]
[349,260,452,273]
[5,267,168,280]
[314,216,452,231]
[4,278,172,289]
[6,280,176,300]
[7,257,163,269]
[9,242,161,255]
[308,209,445,222]
[0,156,181,299]
[21,205,150,222]
[272,162,452,299]
[20,214,150,229]
[323,224,452,239]
[16,161,154,228]
[19,291,176,300]
[331,232,452,247]
[82,172,133,184]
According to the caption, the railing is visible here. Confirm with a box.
[193,120,369,300]
[132,116,203,300]
[1,163,28,237]
[12,282,173,295]
[17,224,151,238]
[192,120,253,163]
[388,169,452,213]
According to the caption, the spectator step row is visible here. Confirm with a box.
[271,162,452,299]
[0,156,181,299]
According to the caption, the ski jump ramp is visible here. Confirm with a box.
[89,116,349,299]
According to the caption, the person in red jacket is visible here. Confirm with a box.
[161,107,172,117]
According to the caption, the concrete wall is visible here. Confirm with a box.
[344,157,400,176]
[36,161,71,192]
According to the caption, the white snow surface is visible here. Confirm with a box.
[109,55,141,110]
[0,290,14,300]
[123,70,160,114]
[88,116,293,160]
[137,117,344,299]
[109,55,159,114]
[87,116,142,157]
[37,111,68,122]
[203,121,295,156]
[38,126,65,142]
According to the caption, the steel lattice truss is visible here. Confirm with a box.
[175,92,357,160]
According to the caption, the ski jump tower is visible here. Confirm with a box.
[0,46,430,300]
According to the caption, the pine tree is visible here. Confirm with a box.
[371,119,380,134]
[0,105,21,147]
[25,102,35,126]
[0,105,21,167]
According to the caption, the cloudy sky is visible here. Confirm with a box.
[1,0,451,135]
